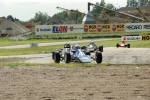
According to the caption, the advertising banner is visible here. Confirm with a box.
[122,36,142,41]
[112,23,126,32]
[84,23,125,33]
[126,23,150,32]
[142,35,150,40]
[35,24,84,35]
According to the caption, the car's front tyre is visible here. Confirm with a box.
[54,51,60,63]
[64,52,71,63]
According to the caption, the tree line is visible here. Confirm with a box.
[127,0,148,7]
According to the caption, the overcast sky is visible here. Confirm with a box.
[0,0,127,21]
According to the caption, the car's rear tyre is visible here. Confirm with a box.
[81,46,86,50]
[54,51,60,63]
[99,45,103,52]
[127,44,130,48]
[95,51,102,63]
[116,43,119,48]
[52,51,55,60]
[64,52,71,63]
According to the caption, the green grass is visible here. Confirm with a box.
[0,57,149,68]
[0,62,149,67]
[0,37,78,46]
[0,39,149,56]
[78,39,150,48]
[0,57,26,62]
[0,62,47,67]
[0,45,63,56]
[0,31,149,46]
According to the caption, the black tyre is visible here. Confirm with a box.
[85,51,91,55]
[81,46,86,50]
[116,43,119,48]
[99,45,103,52]
[95,51,102,63]
[52,51,55,60]
[94,45,97,51]
[64,52,71,63]
[127,44,130,48]
[54,51,60,63]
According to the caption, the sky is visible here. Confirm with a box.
[0,0,127,21]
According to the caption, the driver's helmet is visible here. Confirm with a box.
[90,41,94,44]
[75,44,80,49]
[122,41,125,43]
[64,43,71,48]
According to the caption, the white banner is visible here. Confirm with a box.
[35,24,84,35]
[126,23,150,32]
[9,37,26,41]
[122,36,142,41]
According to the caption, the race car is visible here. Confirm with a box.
[116,41,130,48]
[52,43,102,63]
[87,41,103,52]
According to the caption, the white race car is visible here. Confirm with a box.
[87,41,103,52]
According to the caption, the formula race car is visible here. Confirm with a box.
[116,41,130,48]
[52,43,102,63]
[87,41,103,52]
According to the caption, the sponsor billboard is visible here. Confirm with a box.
[122,36,142,41]
[35,25,84,35]
[126,23,150,32]
[142,35,150,40]
[112,23,126,32]
[84,23,125,33]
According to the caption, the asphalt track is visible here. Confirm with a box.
[0,47,150,64]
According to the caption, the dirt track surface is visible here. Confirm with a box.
[0,65,150,100]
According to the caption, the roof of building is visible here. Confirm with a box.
[0,17,29,36]
[44,14,64,25]
[63,20,76,24]
[118,6,149,11]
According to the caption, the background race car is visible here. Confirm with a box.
[52,43,102,63]
[87,41,103,52]
[116,41,130,48]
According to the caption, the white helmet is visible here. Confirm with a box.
[90,40,94,44]
[75,44,80,49]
